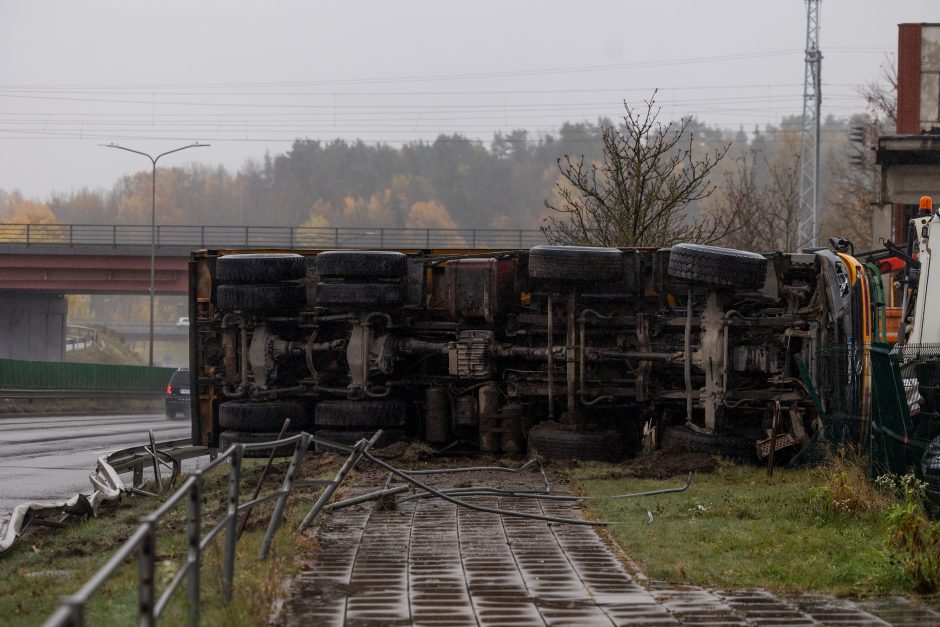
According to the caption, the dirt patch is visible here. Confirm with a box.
[52,544,92,558]
[298,452,344,476]
[622,449,716,479]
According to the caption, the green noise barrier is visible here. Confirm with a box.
[0,358,176,391]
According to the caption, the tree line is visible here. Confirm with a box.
[0,91,891,253]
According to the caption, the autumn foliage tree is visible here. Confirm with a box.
[0,191,62,242]
[541,92,741,247]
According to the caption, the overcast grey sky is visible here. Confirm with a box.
[0,0,935,200]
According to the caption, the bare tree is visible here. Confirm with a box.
[819,61,896,249]
[712,148,801,252]
[820,115,882,249]
[861,59,897,126]
[541,92,741,247]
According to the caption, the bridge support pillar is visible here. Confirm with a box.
[0,291,67,362]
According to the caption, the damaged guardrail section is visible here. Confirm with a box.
[35,429,692,626]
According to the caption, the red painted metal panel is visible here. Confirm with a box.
[0,254,188,294]
[0,279,187,294]
[0,254,187,269]
[897,23,922,134]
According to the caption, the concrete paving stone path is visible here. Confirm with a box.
[279,470,940,626]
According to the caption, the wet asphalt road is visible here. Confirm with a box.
[0,412,191,514]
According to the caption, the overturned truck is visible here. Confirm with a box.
[188,236,913,465]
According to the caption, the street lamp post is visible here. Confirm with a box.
[102,142,210,366]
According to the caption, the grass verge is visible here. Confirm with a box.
[0,453,342,626]
[0,397,163,415]
[570,456,907,596]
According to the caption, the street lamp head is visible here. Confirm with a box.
[99,140,211,366]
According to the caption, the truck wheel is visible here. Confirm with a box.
[527,426,625,461]
[218,400,311,432]
[216,253,306,284]
[315,282,404,307]
[660,425,757,463]
[216,283,307,311]
[316,251,408,278]
[314,429,405,453]
[218,430,301,458]
[315,400,407,428]
[667,243,767,290]
[528,245,624,282]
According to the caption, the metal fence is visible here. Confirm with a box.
[0,223,546,250]
[43,430,376,627]
[65,326,97,352]
[41,425,694,626]
[813,342,940,478]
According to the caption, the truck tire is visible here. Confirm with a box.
[218,400,311,432]
[667,243,767,290]
[528,245,624,282]
[216,283,307,311]
[314,429,405,453]
[316,251,408,278]
[315,282,404,307]
[527,426,625,461]
[661,425,757,463]
[218,430,301,458]
[216,253,306,284]
[315,400,407,428]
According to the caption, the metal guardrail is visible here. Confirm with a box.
[42,425,694,626]
[0,389,163,399]
[44,429,374,627]
[65,326,97,352]
[0,223,546,250]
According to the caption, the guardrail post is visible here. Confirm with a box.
[187,476,202,626]
[259,433,310,559]
[148,430,163,493]
[201,225,205,248]
[334,227,339,248]
[426,229,430,249]
[113,224,117,248]
[222,446,242,602]
[26,224,30,246]
[139,521,156,627]
[69,224,74,245]
[244,226,249,248]
[298,431,382,532]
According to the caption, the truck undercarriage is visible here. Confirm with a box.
[190,242,861,463]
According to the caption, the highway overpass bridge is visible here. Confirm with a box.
[0,223,544,360]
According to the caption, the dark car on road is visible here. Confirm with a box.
[165,368,191,419]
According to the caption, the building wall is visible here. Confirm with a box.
[921,26,940,132]
[898,23,940,134]
[0,291,67,362]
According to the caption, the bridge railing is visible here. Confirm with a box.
[0,224,546,250]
